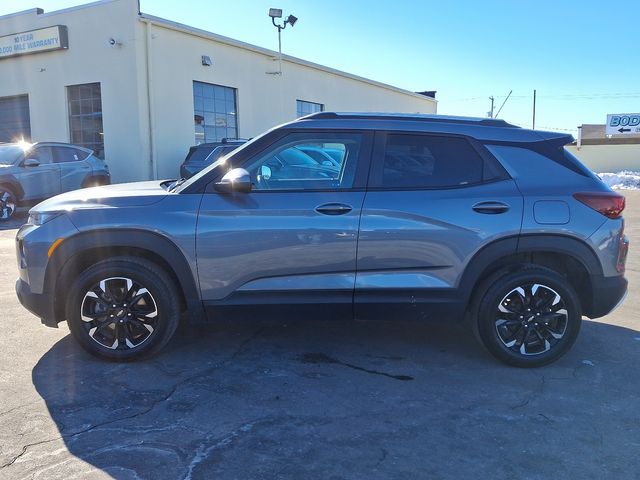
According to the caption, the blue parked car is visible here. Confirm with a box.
[0,142,110,220]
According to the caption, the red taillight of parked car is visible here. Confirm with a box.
[573,192,626,219]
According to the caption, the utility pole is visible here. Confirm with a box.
[532,89,537,129]
[488,96,495,118]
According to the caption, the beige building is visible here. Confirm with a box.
[567,124,640,172]
[0,0,437,182]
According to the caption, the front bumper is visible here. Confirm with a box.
[586,274,628,319]
[15,279,60,327]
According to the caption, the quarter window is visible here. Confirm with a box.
[380,134,483,188]
[244,133,363,191]
[193,81,238,144]
[67,83,104,158]
[296,100,323,118]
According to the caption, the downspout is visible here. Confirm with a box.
[141,18,157,179]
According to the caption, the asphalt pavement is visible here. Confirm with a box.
[1,194,639,479]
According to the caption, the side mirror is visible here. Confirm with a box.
[214,168,252,194]
[23,158,40,167]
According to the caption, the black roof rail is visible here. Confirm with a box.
[300,112,518,128]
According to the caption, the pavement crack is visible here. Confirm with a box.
[182,420,258,480]
[0,328,265,471]
[299,353,414,381]
[0,401,39,417]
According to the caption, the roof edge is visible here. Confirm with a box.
[138,13,437,105]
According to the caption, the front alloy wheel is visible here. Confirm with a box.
[80,277,159,350]
[67,257,180,361]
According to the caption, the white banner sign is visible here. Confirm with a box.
[606,113,640,136]
[0,25,68,59]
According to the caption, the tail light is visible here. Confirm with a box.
[573,192,625,219]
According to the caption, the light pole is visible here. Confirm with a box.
[267,8,298,75]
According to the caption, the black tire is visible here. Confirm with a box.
[476,266,582,368]
[66,256,181,361]
[0,186,17,221]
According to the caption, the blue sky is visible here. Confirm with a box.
[2,0,639,134]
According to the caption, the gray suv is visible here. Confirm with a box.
[0,142,110,220]
[15,113,628,367]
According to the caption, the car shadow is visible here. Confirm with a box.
[19,318,640,478]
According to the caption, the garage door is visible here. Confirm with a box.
[0,95,31,143]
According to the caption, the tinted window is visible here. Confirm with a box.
[244,134,360,191]
[185,146,215,165]
[26,146,53,164]
[53,147,86,163]
[381,134,483,188]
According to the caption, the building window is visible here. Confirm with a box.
[67,83,104,158]
[193,81,238,144]
[296,100,323,118]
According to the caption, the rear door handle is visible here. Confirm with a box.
[472,201,510,214]
[315,203,353,215]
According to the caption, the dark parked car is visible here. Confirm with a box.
[16,113,628,367]
[0,142,110,220]
[179,140,245,179]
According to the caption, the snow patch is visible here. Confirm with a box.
[598,171,640,190]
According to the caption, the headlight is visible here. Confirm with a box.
[28,211,63,226]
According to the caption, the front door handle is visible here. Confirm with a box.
[472,201,510,214]
[315,203,353,215]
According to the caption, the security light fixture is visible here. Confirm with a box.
[201,55,212,67]
[266,8,299,75]
[286,14,298,27]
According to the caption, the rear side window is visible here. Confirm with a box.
[185,147,215,165]
[53,147,86,163]
[380,134,483,188]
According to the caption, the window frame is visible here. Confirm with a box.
[66,82,104,158]
[193,81,239,144]
[201,129,374,194]
[368,131,510,191]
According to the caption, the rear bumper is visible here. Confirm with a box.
[586,274,628,319]
[15,279,59,328]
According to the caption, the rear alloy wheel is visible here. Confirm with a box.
[476,267,581,367]
[0,187,16,221]
[67,257,180,361]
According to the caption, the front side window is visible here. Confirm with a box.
[26,146,53,164]
[193,81,238,144]
[67,83,104,158]
[244,133,362,191]
[380,134,483,188]
[296,100,323,118]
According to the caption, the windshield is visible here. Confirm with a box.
[0,145,24,165]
